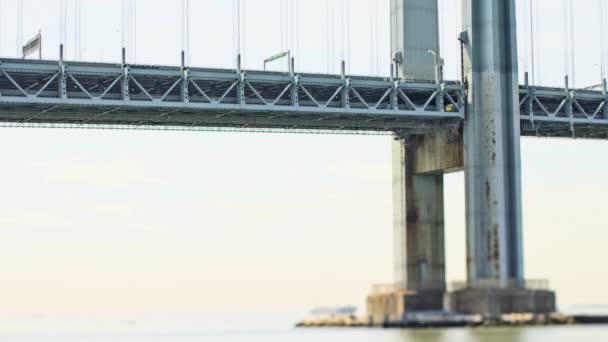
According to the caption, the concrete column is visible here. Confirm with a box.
[392,139,445,292]
[390,0,440,81]
[392,131,463,312]
[461,0,524,287]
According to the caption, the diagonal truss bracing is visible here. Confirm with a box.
[0,58,607,138]
[0,58,464,134]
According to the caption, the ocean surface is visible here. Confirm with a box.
[1,310,607,341]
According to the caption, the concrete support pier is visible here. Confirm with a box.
[367,130,463,325]
[369,0,556,323]
[393,130,464,306]
[368,0,458,325]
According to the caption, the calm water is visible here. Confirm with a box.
[2,312,608,342]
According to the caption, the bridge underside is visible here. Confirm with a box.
[0,102,463,133]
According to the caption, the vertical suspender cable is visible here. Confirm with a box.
[529,0,535,84]
[374,0,380,75]
[0,0,3,56]
[182,0,190,63]
[81,0,84,60]
[295,0,300,70]
[601,0,607,80]
[17,0,23,57]
[134,0,137,62]
[568,0,575,88]
[282,0,289,71]
[78,0,83,60]
[530,0,538,84]
[63,0,67,52]
[237,0,241,56]
[280,0,285,53]
[232,0,236,63]
[127,0,131,62]
[439,0,445,60]
[563,0,569,79]
[290,0,294,59]
[186,0,190,64]
[346,0,351,73]
[130,0,133,61]
[242,0,246,61]
[368,0,374,75]
[181,0,185,53]
[74,0,77,60]
[74,0,80,60]
[330,0,335,73]
[340,0,344,62]
[456,0,462,80]
[522,0,530,76]
[326,0,330,73]
[121,0,126,49]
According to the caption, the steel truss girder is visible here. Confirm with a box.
[0,58,464,133]
[519,77,608,139]
[1,58,607,138]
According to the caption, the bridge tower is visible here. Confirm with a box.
[445,0,555,317]
[368,0,555,322]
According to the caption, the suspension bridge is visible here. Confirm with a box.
[0,0,607,320]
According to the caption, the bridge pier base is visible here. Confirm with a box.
[445,287,556,318]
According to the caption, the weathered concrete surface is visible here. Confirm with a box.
[390,130,463,318]
[393,132,463,293]
[407,129,464,175]
[390,0,440,81]
[446,288,556,317]
[462,0,524,286]
[367,290,408,325]
[366,290,445,326]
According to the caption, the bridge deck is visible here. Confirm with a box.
[0,58,606,138]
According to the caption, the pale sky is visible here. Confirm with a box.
[0,0,607,317]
